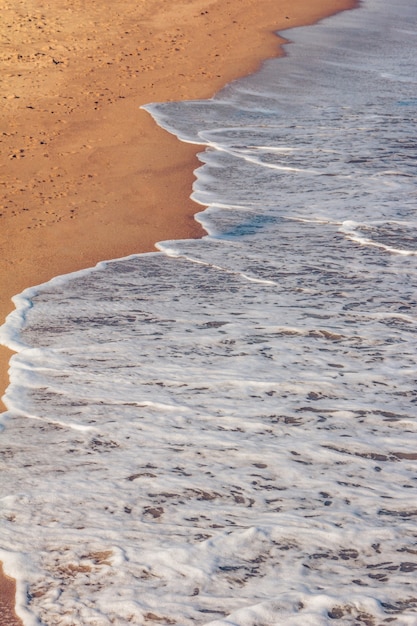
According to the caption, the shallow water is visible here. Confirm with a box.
[1,0,417,624]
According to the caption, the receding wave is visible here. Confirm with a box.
[1,0,417,624]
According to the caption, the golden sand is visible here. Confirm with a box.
[0,0,357,623]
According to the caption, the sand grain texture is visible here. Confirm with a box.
[0,564,22,626]
[0,0,356,623]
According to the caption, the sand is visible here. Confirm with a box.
[0,0,357,623]
[0,563,21,626]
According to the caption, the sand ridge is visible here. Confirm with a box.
[1,0,357,623]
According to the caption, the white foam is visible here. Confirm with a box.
[340,220,417,256]
[1,0,417,624]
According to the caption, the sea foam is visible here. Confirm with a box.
[1,0,417,624]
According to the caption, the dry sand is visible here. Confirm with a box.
[0,0,357,623]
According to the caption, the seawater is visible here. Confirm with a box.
[1,1,417,624]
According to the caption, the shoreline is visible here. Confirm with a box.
[0,0,357,407]
[0,0,358,623]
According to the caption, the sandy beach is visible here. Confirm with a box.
[1,0,356,623]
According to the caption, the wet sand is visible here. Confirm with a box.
[0,563,21,626]
[0,0,357,623]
